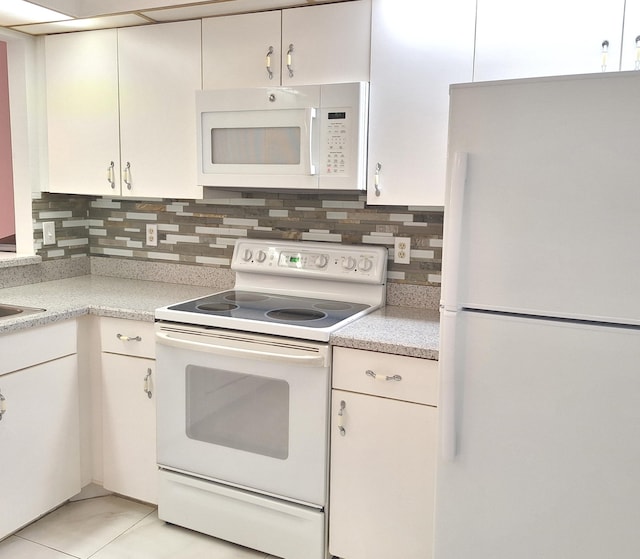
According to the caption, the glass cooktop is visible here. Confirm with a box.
[167,290,370,329]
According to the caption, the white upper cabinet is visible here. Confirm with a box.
[118,21,202,199]
[281,0,371,86]
[45,29,119,196]
[367,0,476,206]
[474,0,626,81]
[45,21,202,199]
[202,11,282,89]
[621,0,640,71]
[202,0,370,89]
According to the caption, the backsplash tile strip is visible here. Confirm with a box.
[32,191,444,290]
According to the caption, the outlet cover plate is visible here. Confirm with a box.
[394,237,411,264]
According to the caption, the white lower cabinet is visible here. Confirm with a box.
[0,322,80,539]
[329,348,438,559]
[100,318,157,504]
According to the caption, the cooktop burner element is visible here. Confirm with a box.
[266,308,327,322]
[155,239,388,341]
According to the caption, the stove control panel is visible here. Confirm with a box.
[232,239,387,284]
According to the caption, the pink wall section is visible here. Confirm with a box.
[0,40,15,241]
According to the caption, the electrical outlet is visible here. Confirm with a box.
[146,223,158,247]
[394,236,411,264]
[43,221,56,246]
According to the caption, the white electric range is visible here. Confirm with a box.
[154,239,387,559]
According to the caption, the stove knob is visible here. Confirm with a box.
[359,257,374,272]
[256,250,267,263]
[341,256,356,271]
[315,255,329,268]
[242,249,253,262]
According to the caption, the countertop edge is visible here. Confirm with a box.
[0,276,440,359]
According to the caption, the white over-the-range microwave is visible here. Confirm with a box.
[196,82,368,191]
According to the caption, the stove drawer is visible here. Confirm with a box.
[100,317,156,359]
[332,347,438,406]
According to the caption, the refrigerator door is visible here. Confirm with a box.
[445,72,640,324]
[434,310,640,559]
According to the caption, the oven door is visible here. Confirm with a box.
[155,324,330,507]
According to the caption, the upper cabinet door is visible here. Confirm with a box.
[367,0,476,206]
[202,11,282,89]
[281,0,371,85]
[621,0,640,71]
[474,0,626,81]
[45,29,120,196]
[118,21,202,199]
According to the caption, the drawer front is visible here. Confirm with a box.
[332,347,438,406]
[0,320,77,376]
[100,317,155,359]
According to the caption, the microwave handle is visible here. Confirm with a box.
[307,107,317,176]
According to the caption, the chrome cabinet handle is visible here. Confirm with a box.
[337,400,346,436]
[116,333,142,342]
[636,35,640,70]
[286,43,294,78]
[107,161,115,189]
[143,368,152,399]
[374,162,382,196]
[266,46,274,79]
[123,161,132,190]
[0,390,5,421]
[601,40,609,71]
[366,369,402,382]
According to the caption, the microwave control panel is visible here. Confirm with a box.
[324,110,349,176]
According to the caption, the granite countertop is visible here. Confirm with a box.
[331,306,440,360]
[0,275,213,334]
[0,275,440,358]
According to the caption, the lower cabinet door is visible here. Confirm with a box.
[329,390,438,559]
[102,353,157,504]
[0,355,81,538]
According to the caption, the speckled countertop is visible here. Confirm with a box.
[0,275,440,359]
[0,275,213,334]
[331,306,440,360]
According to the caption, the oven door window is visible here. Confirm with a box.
[185,365,289,460]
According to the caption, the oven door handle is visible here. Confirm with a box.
[156,331,326,367]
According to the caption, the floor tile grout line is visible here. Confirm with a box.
[85,504,157,559]
[10,534,82,558]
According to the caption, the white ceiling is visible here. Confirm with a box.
[2,0,348,35]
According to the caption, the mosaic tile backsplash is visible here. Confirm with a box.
[32,191,444,287]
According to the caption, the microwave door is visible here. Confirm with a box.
[199,108,318,189]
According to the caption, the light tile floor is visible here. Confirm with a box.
[0,495,278,559]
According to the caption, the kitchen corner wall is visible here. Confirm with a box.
[32,191,443,288]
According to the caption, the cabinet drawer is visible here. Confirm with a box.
[100,317,155,359]
[332,347,438,406]
[0,320,77,376]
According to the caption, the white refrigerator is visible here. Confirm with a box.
[436,72,640,558]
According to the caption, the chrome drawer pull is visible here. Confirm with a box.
[0,390,6,421]
[116,333,142,342]
[365,369,402,382]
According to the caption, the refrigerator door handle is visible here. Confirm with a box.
[440,310,458,461]
[441,151,468,311]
